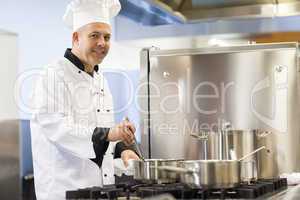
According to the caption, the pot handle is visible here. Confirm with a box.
[190,132,209,140]
[256,131,272,138]
[221,122,232,131]
[157,166,196,174]
[238,146,266,162]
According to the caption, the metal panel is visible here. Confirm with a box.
[140,43,300,174]
[139,48,151,158]
[0,119,20,200]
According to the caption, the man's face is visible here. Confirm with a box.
[73,22,111,66]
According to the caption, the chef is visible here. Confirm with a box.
[30,0,139,199]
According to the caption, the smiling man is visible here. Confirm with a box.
[30,0,139,199]
[71,23,111,74]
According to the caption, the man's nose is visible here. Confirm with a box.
[97,36,105,47]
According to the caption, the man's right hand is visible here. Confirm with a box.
[107,120,136,145]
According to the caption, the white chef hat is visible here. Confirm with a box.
[63,0,121,32]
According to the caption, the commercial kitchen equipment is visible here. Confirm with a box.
[138,42,300,176]
[66,176,288,199]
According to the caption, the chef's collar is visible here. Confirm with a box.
[64,48,99,76]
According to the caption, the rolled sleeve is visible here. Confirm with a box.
[114,141,138,159]
[90,127,110,168]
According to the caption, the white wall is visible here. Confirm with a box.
[0,32,18,120]
[0,0,71,71]
[0,0,72,119]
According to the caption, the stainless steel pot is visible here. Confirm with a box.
[158,147,266,189]
[128,159,183,183]
[255,131,279,179]
[159,160,240,188]
[222,129,256,160]
[191,131,222,159]
[222,130,279,180]
[181,160,241,188]
[222,129,257,182]
[193,129,277,182]
[191,130,258,182]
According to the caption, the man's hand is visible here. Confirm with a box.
[121,150,140,167]
[107,120,136,145]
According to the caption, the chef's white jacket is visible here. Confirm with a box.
[30,57,116,200]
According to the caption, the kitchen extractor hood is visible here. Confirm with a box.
[119,0,300,25]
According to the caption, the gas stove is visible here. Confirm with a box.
[66,176,287,199]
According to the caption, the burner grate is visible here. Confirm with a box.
[66,186,123,199]
[66,178,288,199]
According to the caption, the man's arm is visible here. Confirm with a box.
[91,121,138,167]
[114,141,140,166]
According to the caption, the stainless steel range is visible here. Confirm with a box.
[66,175,288,199]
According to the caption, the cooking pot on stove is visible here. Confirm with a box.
[158,147,266,188]
[128,159,183,183]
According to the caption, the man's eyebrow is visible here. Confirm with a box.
[89,31,111,35]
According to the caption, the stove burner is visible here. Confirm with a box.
[137,183,199,199]
[66,178,287,199]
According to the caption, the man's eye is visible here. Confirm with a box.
[104,35,111,41]
[90,34,98,38]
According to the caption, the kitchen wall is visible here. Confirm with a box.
[0,31,18,120]
[0,0,70,119]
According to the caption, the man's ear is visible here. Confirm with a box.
[72,31,79,46]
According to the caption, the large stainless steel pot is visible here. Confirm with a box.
[191,130,257,182]
[128,159,183,183]
[222,129,257,182]
[255,131,279,179]
[191,131,222,159]
[158,147,266,188]
[193,129,278,182]
[222,130,279,179]
[181,160,240,188]
[222,129,256,160]
[159,160,240,188]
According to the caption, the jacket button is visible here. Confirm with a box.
[104,174,107,177]
[78,70,81,73]
[97,109,100,112]
[106,109,110,112]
